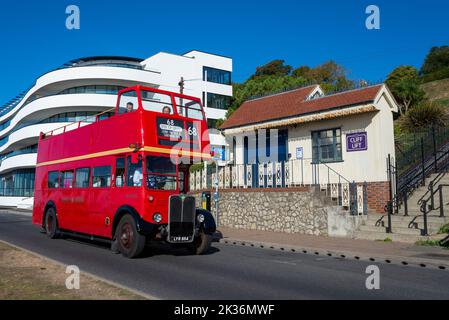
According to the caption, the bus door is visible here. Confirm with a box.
[71,167,92,234]
[58,170,77,231]
[89,165,114,237]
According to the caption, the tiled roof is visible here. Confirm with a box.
[220,84,384,130]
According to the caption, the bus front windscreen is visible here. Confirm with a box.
[146,156,177,191]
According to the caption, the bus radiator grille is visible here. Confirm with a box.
[168,196,196,243]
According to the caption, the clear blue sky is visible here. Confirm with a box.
[0,0,448,104]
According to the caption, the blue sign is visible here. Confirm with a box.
[347,132,368,152]
[211,146,226,161]
[296,147,304,160]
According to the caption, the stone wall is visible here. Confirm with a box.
[191,188,330,236]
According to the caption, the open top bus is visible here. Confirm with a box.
[32,85,216,258]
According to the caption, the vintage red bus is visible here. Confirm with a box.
[32,85,216,258]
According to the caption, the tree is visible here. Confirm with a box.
[386,65,419,89]
[385,66,425,114]
[251,60,293,79]
[292,61,354,92]
[392,77,426,115]
[420,46,449,76]
[292,66,311,78]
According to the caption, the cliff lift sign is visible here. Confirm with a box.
[347,132,368,152]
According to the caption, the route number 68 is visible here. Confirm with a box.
[188,126,198,137]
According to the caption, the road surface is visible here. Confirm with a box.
[1,210,448,299]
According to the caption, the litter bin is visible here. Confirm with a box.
[202,191,211,212]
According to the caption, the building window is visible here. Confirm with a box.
[203,67,231,85]
[0,169,35,197]
[207,118,218,129]
[204,92,231,110]
[312,128,342,163]
[0,136,8,147]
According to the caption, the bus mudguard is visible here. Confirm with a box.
[196,208,216,235]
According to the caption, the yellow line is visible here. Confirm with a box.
[36,146,211,168]
[143,146,211,159]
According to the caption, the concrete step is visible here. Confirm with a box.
[353,230,447,244]
[366,214,448,224]
[365,215,448,234]
[358,225,422,235]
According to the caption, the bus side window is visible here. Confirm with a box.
[61,171,74,189]
[127,156,142,187]
[140,91,173,114]
[92,166,112,188]
[115,158,125,187]
[118,90,138,115]
[75,168,90,188]
[48,171,60,189]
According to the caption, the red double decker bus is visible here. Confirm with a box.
[32,85,216,258]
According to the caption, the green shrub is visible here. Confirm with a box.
[439,223,449,234]
[398,101,448,132]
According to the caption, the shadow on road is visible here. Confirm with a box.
[53,234,221,258]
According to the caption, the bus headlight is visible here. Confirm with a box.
[197,214,205,223]
[153,213,162,223]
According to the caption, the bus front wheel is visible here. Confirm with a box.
[190,230,213,255]
[44,207,59,239]
[116,214,146,259]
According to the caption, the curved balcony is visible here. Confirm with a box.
[0,153,37,175]
[0,122,77,155]
[0,94,117,139]
[0,65,161,123]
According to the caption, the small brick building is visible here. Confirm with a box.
[219,84,399,213]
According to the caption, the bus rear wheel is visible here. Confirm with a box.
[116,214,146,259]
[44,207,59,239]
[190,230,212,255]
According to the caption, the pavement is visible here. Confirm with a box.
[1,209,449,299]
[215,227,449,270]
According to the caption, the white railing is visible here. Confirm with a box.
[189,159,368,215]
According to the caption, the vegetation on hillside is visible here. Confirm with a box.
[420,46,449,83]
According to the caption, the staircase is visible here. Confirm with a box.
[354,173,449,243]
[355,214,448,243]
[354,126,449,244]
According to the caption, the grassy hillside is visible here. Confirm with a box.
[421,78,449,106]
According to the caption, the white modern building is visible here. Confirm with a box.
[0,50,233,208]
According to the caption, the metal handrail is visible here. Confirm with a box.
[394,139,449,216]
[419,183,448,236]
[318,161,351,184]
[42,107,116,137]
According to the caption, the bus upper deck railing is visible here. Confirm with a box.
[41,107,117,139]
